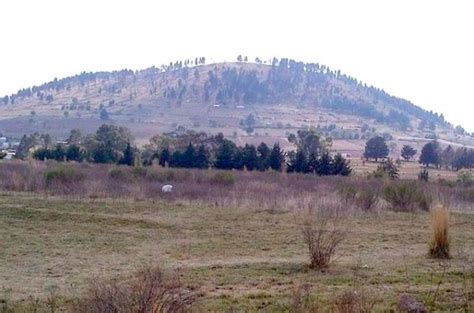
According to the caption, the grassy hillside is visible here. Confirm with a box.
[1,58,473,154]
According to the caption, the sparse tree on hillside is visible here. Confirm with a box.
[100,108,109,120]
[364,136,389,162]
[401,145,417,161]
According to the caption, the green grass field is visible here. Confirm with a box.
[1,191,473,311]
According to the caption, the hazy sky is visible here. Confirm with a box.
[1,0,473,131]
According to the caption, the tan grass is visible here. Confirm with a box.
[429,206,450,259]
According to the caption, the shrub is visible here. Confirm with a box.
[108,167,132,181]
[337,184,357,203]
[72,265,195,313]
[210,172,236,186]
[376,158,399,179]
[459,188,474,202]
[457,169,473,186]
[332,290,378,313]
[288,284,320,313]
[45,166,84,186]
[302,207,346,269]
[429,206,450,259]
[132,166,147,178]
[383,182,430,212]
[438,178,456,188]
[355,190,379,212]
[418,169,429,182]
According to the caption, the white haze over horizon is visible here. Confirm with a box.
[1,0,473,132]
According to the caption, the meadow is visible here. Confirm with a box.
[0,161,473,312]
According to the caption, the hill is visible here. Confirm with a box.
[1,57,473,156]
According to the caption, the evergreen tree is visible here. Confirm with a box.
[159,148,170,167]
[307,153,318,173]
[195,144,209,169]
[332,153,352,176]
[214,140,235,170]
[119,142,135,166]
[441,145,455,169]
[232,148,245,170]
[257,142,271,171]
[66,144,83,162]
[182,143,196,168]
[364,136,389,161]
[287,150,308,173]
[401,145,417,161]
[170,151,183,167]
[242,144,258,170]
[419,141,441,168]
[52,144,66,161]
[269,143,284,171]
[316,152,333,175]
[93,144,116,163]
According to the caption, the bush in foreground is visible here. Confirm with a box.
[429,206,450,259]
[383,182,431,212]
[302,206,346,269]
[72,265,195,313]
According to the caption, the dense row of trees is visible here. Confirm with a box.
[22,125,352,176]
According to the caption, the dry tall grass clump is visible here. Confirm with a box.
[429,206,450,259]
[332,290,378,313]
[302,204,347,269]
[72,265,195,313]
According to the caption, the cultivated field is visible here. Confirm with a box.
[0,162,473,312]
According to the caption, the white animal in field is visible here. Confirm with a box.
[161,184,173,193]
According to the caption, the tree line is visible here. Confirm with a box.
[19,125,352,176]
[363,135,474,170]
